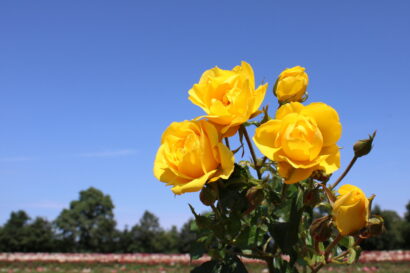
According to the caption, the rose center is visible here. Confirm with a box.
[281,116,323,162]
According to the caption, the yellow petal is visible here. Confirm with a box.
[301,103,342,146]
[277,162,316,184]
[251,83,268,115]
[216,143,235,180]
[333,184,370,235]
[153,145,189,185]
[276,102,304,120]
[253,120,282,160]
[318,144,341,174]
[171,170,217,195]
[239,61,255,88]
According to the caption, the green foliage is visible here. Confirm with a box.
[402,201,410,249]
[0,210,31,251]
[188,138,388,273]
[0,187,199,253]
[191,255,248,273]
[54,187,117,252]
[125,211,182,253]
[0,211,55,252]
[24,217,55,252]
[178,218,197,253]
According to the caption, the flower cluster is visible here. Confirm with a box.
[153,61,382,273]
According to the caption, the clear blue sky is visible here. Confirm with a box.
[1,0,409,229]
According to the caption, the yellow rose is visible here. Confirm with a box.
[253,102,341,184]
[274,66,308,103]
[153,119,234,195]
[333,184,369,236]
[188,61,267,137]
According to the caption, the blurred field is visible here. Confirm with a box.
[1,262,410,273]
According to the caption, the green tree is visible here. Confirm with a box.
[162,225,180,253]
[178,218,197,253]
[128,211,165,253]
[403,200,410,249]
[54,187,117,252]
[0,210,31,251]
[25,217,55,252]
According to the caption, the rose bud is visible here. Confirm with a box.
[273,66,308,104]
[332,185,370,236]
[353,131,376,158]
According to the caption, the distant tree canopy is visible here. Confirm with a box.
[0,211,54,252]
[0,187,409,253]
[54,187,116,252]
[402,201,410,248]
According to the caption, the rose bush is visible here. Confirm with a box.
[153,119,234,194]
[253,102,342,184]
[188,61,267,137]
[274,66,308,103]
[154,61,382,273]
[333,184,370,236]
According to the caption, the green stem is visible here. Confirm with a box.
[311,234,343,273]
[329,156,358,191]
[324,234,343,261]
[332,237,363,261]
[281,184,289,201]
[242,126,262,179]
[211,204,222,219]
[224,137,231,149]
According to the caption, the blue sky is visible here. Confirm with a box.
[0,0,409,229]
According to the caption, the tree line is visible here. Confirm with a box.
[0,187,195,253]
[0,187,409,253]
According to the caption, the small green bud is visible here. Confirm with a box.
[310,215,333,242]
[303,188,322,207]
[199,186,218,206]
[354,131,376,158]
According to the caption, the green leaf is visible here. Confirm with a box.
[189,241,207,260]
[191,256,249,273]
[191,260,220,273]
[347,248,357,264]
[226,214,242,238]
[221,255,249,273]
[273,257,299,273]
[269,186,304,255]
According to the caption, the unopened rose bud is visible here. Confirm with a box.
[304,188,322,207]
[361,215,385,238]
[200,186,218,206]
[310,215,333,242]
[354,131,376,158]
[273,66,308,104]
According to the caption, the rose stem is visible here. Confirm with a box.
[332,237,363,261]
[329,155,358,191]
[311,233,343,273]
[242,126,262,179]
[224,137,230,149]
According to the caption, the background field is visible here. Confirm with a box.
[1,262,410,273]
